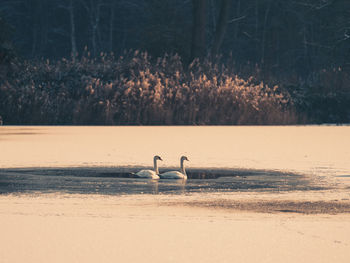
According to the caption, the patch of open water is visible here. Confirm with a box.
[0,167,329,195]
[1,126,349,195]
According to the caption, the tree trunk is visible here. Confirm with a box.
[234,0,241,40]
[31,23,38,58]
[40,2,49,56]
[191,0,207,60]
[85,0,101,56]
[210,0,216,31]
[211,0,231,56]
[261,0,272,66]
[69,0,77,60]
[109,0,115,52]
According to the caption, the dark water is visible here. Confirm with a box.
[0,167,328,195]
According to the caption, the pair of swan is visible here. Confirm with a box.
[135,155,189,180]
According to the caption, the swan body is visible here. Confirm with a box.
[160,156,189,180]
[135,170,159,179]
[135,155,162,179]
[159,170,186,179]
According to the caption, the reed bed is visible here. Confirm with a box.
[0,51,298,125]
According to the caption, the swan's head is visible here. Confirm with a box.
[154,155,163,161]
[181,156,189,162]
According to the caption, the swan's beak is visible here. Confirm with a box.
[159,157,163,161]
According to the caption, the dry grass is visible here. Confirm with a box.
[0,50,298,125]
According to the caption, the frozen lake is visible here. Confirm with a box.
[1,126,350,263]
[0,126,349,194]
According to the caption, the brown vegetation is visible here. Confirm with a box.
[0,51,298,125]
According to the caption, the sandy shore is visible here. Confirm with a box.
[1,192,350,263]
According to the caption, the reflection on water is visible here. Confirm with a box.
[0,167,328,195]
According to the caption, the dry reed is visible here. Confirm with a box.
[0,51,300,125]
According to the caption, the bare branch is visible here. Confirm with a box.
[227,15,246,24]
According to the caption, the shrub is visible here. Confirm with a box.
[0,51,300,125]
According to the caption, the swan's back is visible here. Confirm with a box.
[136,169,159,179]
[160,171,187,179]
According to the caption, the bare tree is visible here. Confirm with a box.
[191,0,207,60]
[80,0,103,55]
[108,0,116,52]
[56,0,77,59]
[69,0,77,59]
[260,0,271,65]
[211,0,231,56]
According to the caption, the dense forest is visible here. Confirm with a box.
[0,0,349,124]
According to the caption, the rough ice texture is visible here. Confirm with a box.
[1,193,350,263]
[1,126,350,262]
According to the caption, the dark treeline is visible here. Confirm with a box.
[0,0,350,124]
[2,0,349,75]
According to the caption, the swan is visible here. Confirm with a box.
[135,155,162,179]
[160,156,189,180]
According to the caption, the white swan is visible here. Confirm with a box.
[160,156,189,180]
[135,155,162,179]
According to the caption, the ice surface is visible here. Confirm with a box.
[1,126,349,177]
[1,126,350,262]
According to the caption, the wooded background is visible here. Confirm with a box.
[1,0,349,77]
[0,0,349,124]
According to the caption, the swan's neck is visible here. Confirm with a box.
[153,158,159,174]
[180,159,186,175]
